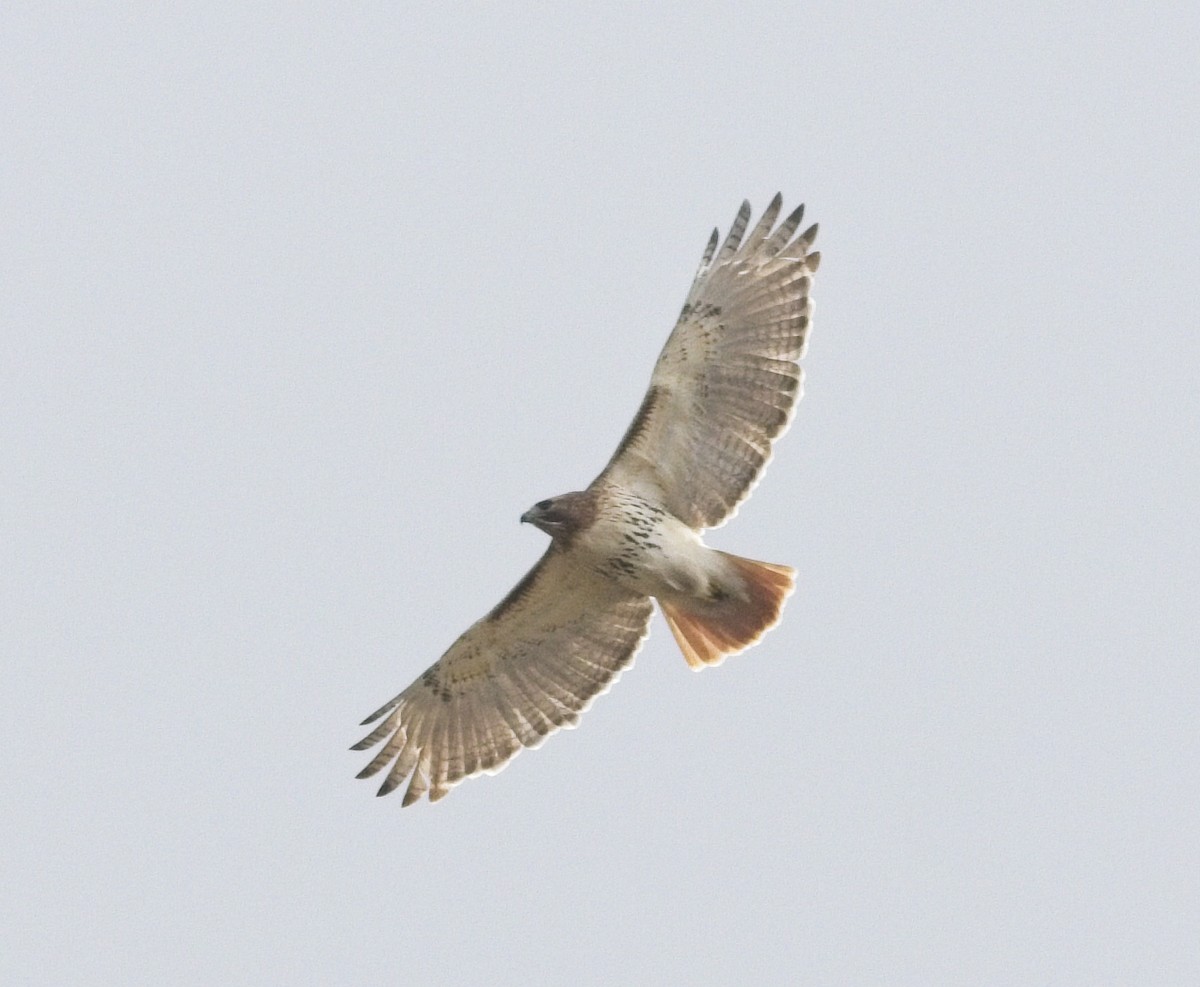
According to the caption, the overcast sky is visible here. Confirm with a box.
[5,4,1198,984]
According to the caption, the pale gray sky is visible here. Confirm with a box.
[5,4,1198,984]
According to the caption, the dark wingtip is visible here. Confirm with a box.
[359,696,400,726]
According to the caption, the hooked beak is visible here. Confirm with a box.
[520,509,535,524]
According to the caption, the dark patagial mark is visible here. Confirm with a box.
[487,552,553,622]
[606,385,661,467]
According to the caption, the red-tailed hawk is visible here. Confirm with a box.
[354,195,819,805]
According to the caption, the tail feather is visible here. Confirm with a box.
[659,552,795,669]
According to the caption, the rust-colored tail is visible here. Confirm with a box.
[659,553,796,669]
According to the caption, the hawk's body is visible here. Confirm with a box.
[354,195,820,805]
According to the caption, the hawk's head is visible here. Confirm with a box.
[520,490,597,542]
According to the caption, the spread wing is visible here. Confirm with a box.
[352,547,653,805]
[597,194,820,529]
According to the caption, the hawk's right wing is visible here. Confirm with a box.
[353,546,653,806]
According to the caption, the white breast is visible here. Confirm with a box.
[578,490,719,600]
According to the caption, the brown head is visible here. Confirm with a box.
[520,490,597,543]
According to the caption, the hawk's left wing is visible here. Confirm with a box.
[596,194,819,530]
[353,546,653,805]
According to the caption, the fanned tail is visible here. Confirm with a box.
[659,553,795,669]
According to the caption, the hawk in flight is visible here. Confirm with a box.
[354,195,820,805]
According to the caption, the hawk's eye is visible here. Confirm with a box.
[536,499,552,511]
